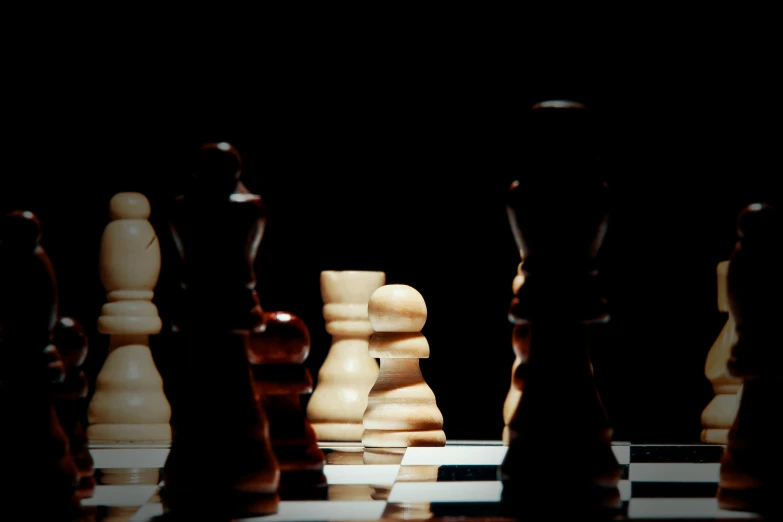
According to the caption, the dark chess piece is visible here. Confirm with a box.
[159,142,280,518]
[249,311,327,499]
[53,317,96,500]
[0,211,86,520]
[716,203,783,517]
[499,101,621,519]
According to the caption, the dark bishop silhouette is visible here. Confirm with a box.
[158,142,281,518]
[157,142,324,516]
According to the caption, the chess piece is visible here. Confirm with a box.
[160,142,280,517]
[701,260,742,444]
[500,101,620,518]
[362,284,446,447]
[717,203,783,516]
[307,270,385,441]
[53,317,96,500]
[87,192,171,444]
[249,311,327,499]
[502,260,530,444]
[0,211,82,520]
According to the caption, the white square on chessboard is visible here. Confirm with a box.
[629,463,720,482]
[81,485,159,507]
[628,498,760,519]
[387,481,503,503]
[400,444,630,466]
[90,448,168,469]
[323,464,400,485]
[387,480,631,504]
[401,446,506,465]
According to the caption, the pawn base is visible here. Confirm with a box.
[363,447,406,465]
[87,423,171,445]
[362,429,446,447]
[700,428,729,444]
[311,422,364,442]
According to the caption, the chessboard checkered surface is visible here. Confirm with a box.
[83,441,763,521]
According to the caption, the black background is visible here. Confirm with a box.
[1,51,779,444]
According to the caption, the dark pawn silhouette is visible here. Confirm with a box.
[249,312,327,499]
[499,101,620,520]
[717,203,783,517]
[159,143,280,518]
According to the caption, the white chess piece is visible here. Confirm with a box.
[701,260,742,444]
[307,271,384,441]
[362,284,445,447]
[87,193,171,444]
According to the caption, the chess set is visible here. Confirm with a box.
[1,102,781,521]
[83,441,759,521]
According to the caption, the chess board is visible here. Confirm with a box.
[83,441,763,521]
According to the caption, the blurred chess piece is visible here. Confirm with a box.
[701,260,742,444]
[248,310,326,499]
[362,284,445,448]
[500,101,620,519]
[717,203,783,516]
[87,193,171,444]
[160,142,280,518]
[53,317,96,499]
[308,270,384,442]
[0,211,83,520]
[503,259,530,444]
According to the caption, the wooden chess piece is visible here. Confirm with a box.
[0,211,82,520]
[53,317,96,500]
[307,270,385,442]
[499,101,620,518]
[87,192,171,444]
[362,284,446,448]
[502,260,530,444]
[717,203,783,516]
[248,310,326,498]
[160,142,280,518]
[701,260,742,444]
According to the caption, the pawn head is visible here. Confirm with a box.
[368,284,427,332]
[109,192,151,220]
[0,211,42,251]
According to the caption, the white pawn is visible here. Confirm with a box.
[87,193,171,444]
[307,271,385,442]
[362,284,445,447]
[701,260,742,444]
